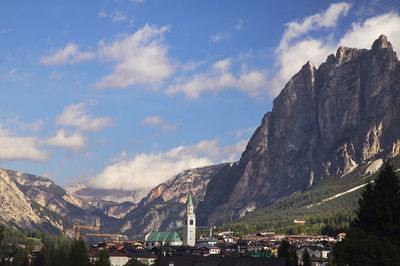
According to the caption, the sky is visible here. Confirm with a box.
[1,0,400,192]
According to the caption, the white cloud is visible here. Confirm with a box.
[235,18,244,30]
[41,43,95,65]
[43,129,86,151]
[19,120,43,133]
[167,58,267,100]
[55,102,113,132]
[181,60,206,72]
[339,12,400,55]
[161,123,178,133]
[277,2,350,52]
[87,139,247,190]
[234,126,257,139]
[92,24,175,90]
[0,124,49,162]
[270,2,351,97]
[141,116,163,125]
[237,70,269,97]
[99,10,127,23]
[270,39,335,96]
[210,32,231,43]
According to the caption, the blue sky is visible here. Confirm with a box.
[1,0,400,192]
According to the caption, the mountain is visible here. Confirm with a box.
[227,155,400,230]
[112,163,228,238]
[197,35,400,226]
[66,183,147,204]
[0,168,65,233]
[0,168,134,235]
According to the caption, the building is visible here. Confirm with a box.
[183,193,196,246]
[144,231,183,249]
[109,250,129,266]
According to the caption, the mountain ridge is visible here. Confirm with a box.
[197,35,400,225]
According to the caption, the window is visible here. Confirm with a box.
[185,219,187,225]
[190,219,193,225]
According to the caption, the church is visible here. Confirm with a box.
[144,193,196,249]
[183,193,196,246]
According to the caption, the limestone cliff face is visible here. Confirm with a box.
[197,35,400,225]
[0,168,64,232]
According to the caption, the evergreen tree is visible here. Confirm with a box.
[302,248,311,266]
[70,239,89,266]
[333,163,400,264]
[31,246,52,266]
[278,239,298,266]
[94,248,111,266]
[52,243,71,266]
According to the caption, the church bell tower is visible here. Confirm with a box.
[183,193,196,246]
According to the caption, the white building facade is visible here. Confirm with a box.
[183,193,196,246]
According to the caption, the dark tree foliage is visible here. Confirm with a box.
[124,258,147,266]
[94,248,111,266]
[278,239,298,266]
[70,239,90,266]
[302,248,311,266]
[52,243,71,266]
[333,163,400,265]
[31,246,52,266]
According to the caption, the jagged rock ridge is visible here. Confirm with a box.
[197,35,400,225]
[115,163,228,238]
[0,168,135,234]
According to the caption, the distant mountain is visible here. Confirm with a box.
[0,163,227,238]
[112,163,228,238]
[66,183,147,204]
[0,168,135,235]
[197,35,400,226]
[0,168,65,233]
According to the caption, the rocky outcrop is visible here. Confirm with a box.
[117,164,227,238]
[197,35,400,225]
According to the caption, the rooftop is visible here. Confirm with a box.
[146,232,182,242]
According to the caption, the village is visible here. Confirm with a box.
[78,194,343,266]
[82,229,342,265]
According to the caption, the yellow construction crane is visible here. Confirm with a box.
[73,220,100,241]
[85,233,123,242]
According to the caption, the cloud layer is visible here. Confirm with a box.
[93,24,175,89]
[167,58,268,99]
[0,124,49,161]
[87,139,247,190]
[41,43,95,65]
[55,102,113,132]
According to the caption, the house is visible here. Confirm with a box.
[198,245,221,256]
[109,250,129,266]
[144,232,183,249]
[88,249,129,266]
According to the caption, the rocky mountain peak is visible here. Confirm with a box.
[372,34,393,51]
[198,35,400,225]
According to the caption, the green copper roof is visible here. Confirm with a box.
[146,232,182,242]
[187,193,193,206]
